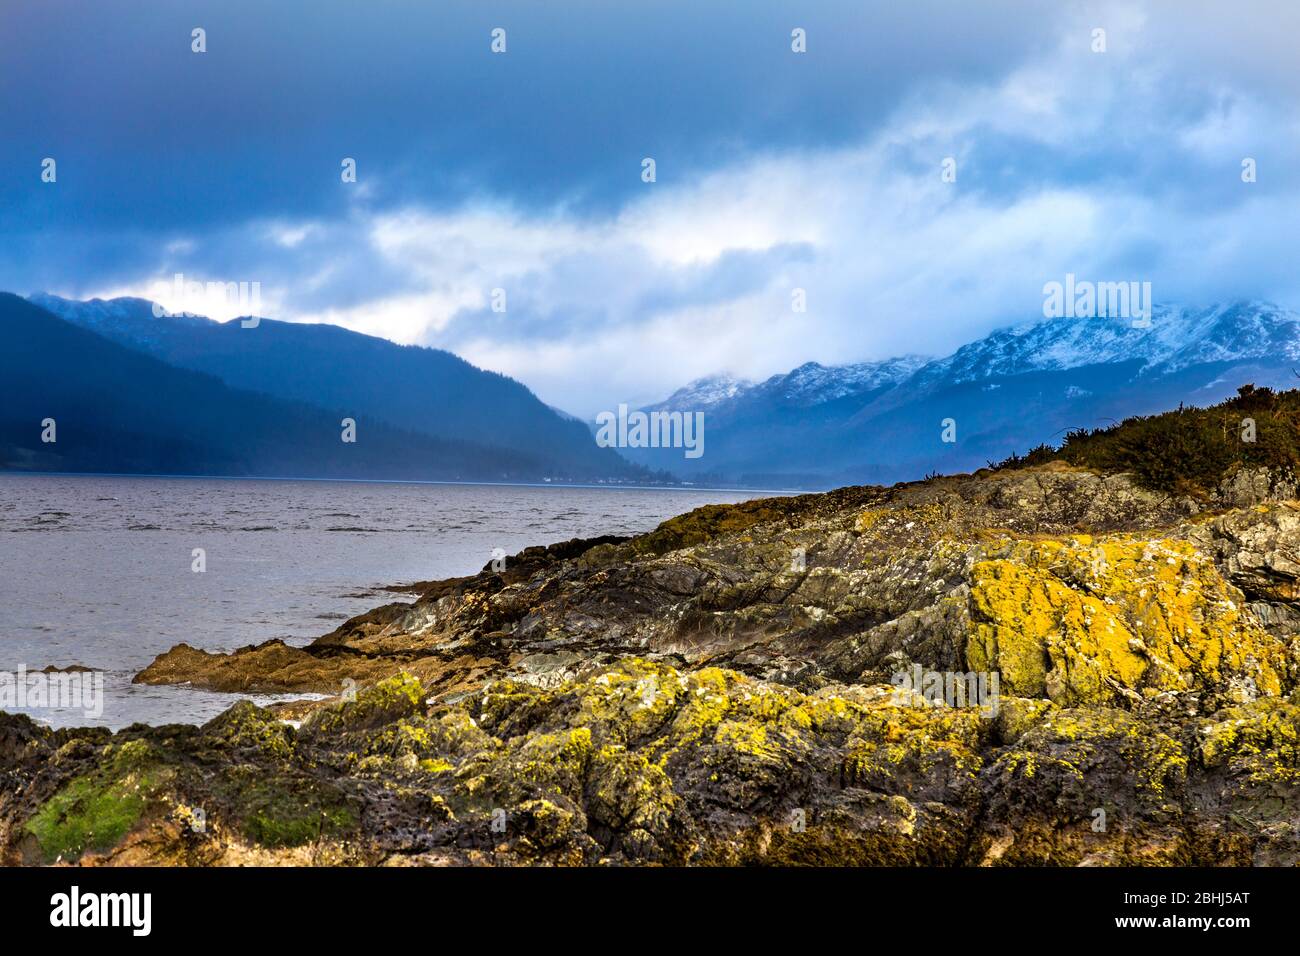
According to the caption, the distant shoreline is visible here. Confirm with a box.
[0,468,797,497]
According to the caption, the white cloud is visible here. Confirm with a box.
[81,0,1300,418]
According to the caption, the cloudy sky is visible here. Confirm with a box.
[2,0,1297,416]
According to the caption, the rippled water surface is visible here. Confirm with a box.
[0,475,762,728]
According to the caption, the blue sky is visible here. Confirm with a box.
[2,0,1298,415]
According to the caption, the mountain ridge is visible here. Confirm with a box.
[26,292,646,482]
[628,300,1300,488]
[1,294,657,483]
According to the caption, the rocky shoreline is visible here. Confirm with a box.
[3,462,1299,865]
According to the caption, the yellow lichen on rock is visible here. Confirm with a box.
[993,696,1056,745]
[968,536,1287,708]
[855,509,886,533]
[1199,697,1300,785]
[841,695,986,791]
[996,708,1188,797]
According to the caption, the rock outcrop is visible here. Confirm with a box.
[4,463,1299,865]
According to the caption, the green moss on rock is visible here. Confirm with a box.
[202,699,296,759]
[24,739,168,861]
[307,672,425,735]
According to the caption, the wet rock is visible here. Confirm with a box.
[8,463,1298,865]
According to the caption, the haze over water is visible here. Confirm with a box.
[0,474,762,729]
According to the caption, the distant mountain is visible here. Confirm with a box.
[618,357,930,486]
[0,294,635,482]
[28,293,638,481]
[647,373,757,413]
[646,358,931,416]
[19,290,1295,490]
[627,302,1300,489]
[868,302,1300,409]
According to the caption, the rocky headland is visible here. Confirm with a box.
[5,389,1300,866]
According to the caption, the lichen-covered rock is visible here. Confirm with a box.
[968,536,1286,709]
[1193,696,1300,865]
[6,463,1300,865]
[977,708,1191,865]
[0,662,985,864]
[7,656,1296,866]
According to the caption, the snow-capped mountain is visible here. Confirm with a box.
[625,300,1300,488]
[765,357,932,403]
[647,373,755,413]
[904,302,1300,395]
[647,356,930,415]
[29,293,216,344]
